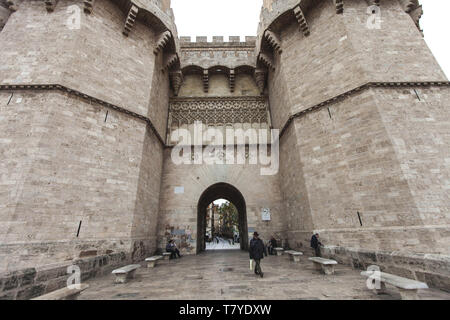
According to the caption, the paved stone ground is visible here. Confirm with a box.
[79,250,450,300]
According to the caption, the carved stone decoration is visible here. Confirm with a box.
[365,0,380,6]
[334,0,344,14]
[264,30,282,55]
[163,53,179,71]
[229,69,235,93]
[203,70,209,93]
[293,5,310,37]
[154,31,172,55]
[169,71,183,96]
[254,69,267,95]
[168,97,269,128]
[44,0,58,12]
[258,53,275,71]
[83,0,95,14]
[398,0,422,32]
[122,4,138,37]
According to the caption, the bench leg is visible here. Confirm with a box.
[398,288,419,300]
[313,262,322,271]
[127,269,137,280]
[114,274,128,284]
[293,256,301,263]
[322,265,335,275]
[373,282,387,295]
[147,261,157,268]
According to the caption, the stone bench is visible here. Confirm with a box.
[32,283,89,300]
[162,252,172,260]
[309,257,337,275]
[274,247,284,256]
[286,250,303,262]
[112,264,140,283]
[145,255,163,268]
[361,271,428,300]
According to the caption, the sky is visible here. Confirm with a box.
[171,0,450,78]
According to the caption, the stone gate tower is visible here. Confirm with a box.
[0,0,449,298]
[0,0,181,272]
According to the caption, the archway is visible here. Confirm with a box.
[197,183,248,253]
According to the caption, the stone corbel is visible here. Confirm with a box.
[122,4,138,37]
[334,0,344,14]
[83,0,95,14]
[258,53,275,71]
[44,0,58,13]
[229,69,235,93]
[365,0,380,6]
[203,70,209,93]
[293,5,310,37]
[264,30,282,55]
[254,69,267,95]
[154,31,172,55]
[398,0,422,32]
[163,53,179,71]
[6,1,18,12]
[170,70,183,96]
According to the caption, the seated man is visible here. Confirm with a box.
[268,236,278,255]
[166,240,182,259]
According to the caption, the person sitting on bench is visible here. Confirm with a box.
[166,240,182,259]
[268,236,278,255]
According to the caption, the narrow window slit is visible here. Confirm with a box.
[76,220,82,237]
[104,110,109,122]
[357,211,363,227]
[7,93,13,105]
[413,89,421,101]
[327,107,332,119]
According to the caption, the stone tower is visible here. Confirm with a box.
[0,0,181,272]
[257,0,449,287]
[0,0,449,298]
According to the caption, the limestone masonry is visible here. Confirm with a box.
[0,0,449,299]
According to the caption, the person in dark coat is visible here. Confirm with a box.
[166,240,182,259]
[310,233,323,257]
[268,236,278,255]
[249,232,266,278]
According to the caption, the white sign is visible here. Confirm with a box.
[261,208,271,221]
[174,186,184,194]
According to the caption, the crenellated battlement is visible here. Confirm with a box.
[179,36,256,48]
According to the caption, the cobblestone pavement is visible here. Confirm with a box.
[79,250,450,300]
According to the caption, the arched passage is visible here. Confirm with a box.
[197,183,248,253]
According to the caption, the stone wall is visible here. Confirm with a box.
[265,0,449,257]
[157,146,286,254]
[321,246,450,292]
[0,251,130,300]
[0,0,172,273]
[0,90,163,271]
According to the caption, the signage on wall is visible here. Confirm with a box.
[174,186,184,194]
[261,208,271,221]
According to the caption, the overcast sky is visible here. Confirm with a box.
[172,0,449,78]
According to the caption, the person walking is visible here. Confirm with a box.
[310,233,323,257]
[249,232,266,278]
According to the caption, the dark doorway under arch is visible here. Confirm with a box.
[197,183,249,253]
